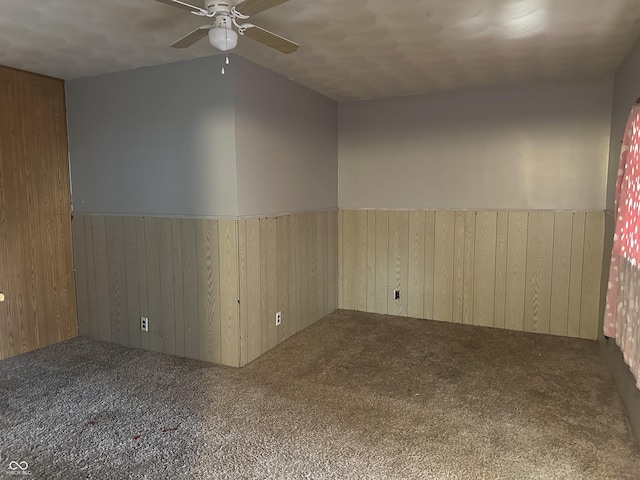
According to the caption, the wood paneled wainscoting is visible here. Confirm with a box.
[71,210,338,367]
[338,209,605,340]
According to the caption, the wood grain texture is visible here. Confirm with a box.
[549,211,573,337]
[524,212,555,334]
[105,216,128,346]
[245,218,262,363]
[123,217,141,349]
[92,216,112,343]
[219,220,239,366]
[354,210,368,311]
[365,211,377,312]
[567,213,586,338]
[0,67,77,361]
[433,211,455,322]
[71,216,89,337]
[388,211,409,316]
[473,211,497,328]
[181,219,198,360]
[580,211,605,340]
[158,218,175,356]
[336,209,605,342]
[135,217,150,351]
[238,219,248,366]
[144,217,162,352]
[453,212,466,324]
[505,212,528,331]
[327,210,338,313]
[171,218,185,357]
[266,217,278,350]
[237,210,339,366]
[462,211,476,325]
[494,212,508,330]
[408,210,425,319]
[196,219,220,363]
[375,210,389,314]
[341,210,355,310]
[276,216,289,343]
[424,211,436,320]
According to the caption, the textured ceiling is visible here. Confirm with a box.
[1,0,639,101]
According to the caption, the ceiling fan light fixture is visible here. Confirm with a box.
[208,27,238,51]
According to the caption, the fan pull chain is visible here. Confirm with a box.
[221,53,230,75]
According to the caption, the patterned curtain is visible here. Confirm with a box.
[604,104,640,389]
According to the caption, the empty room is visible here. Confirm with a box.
[1,0,640,478]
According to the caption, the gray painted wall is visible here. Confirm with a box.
[66,55,238,218]
[339,76,613,210]
[233,56,338,217]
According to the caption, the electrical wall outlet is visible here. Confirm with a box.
[275,312,282,327]
[394,290,400,300]
[140,317,149,332]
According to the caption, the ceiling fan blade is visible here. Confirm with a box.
[235,0,289,17]
[242,25,298,54]
[154,0,206,14]
[171,26,211,48]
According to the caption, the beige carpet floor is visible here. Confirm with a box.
[1,309,639,479]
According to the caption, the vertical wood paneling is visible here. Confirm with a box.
[327,210,338,312]
[259,217,269,354]
[433,211,455,322]
[354,210,368,311]
[462,211,476,325]
[181,218,198,360]
[473,211,497,328]
[92,216,112,343]
[453,212,465,324]
[424,211,436,320]
[105,216,128,346]
[238,219,248,366]
[123,217,141,349]
[219,219,239,366]
[388,211,409,316]
[375,210,389,314]
[171,218,185,357]
[289,214,300,338]
[581,211,605,340]
[308,213,318,326]
[524,212,555,334]
[549,211,573,337]
[245,218,262,363]
[408,210,425,319]
[505,212,528,331]
[196,219,220,363]
[135,217,149,351]
[145,217,162,353]
[266,217,278,349]
[158,218,175,356]
[494,212,508,329]
[276,216,289,343]
[71,217,89,337]
[341,210,355,310]
[337,210,343,309]
[317,212,328,318]
[567,213,586,338]
[366,212,377,312]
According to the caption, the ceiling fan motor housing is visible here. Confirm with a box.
[206,1,232,15]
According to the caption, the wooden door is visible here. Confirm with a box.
[0,66,77,359]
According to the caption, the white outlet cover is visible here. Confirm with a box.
[275,312,282,326]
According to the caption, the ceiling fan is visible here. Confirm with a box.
[155,0,298,54]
